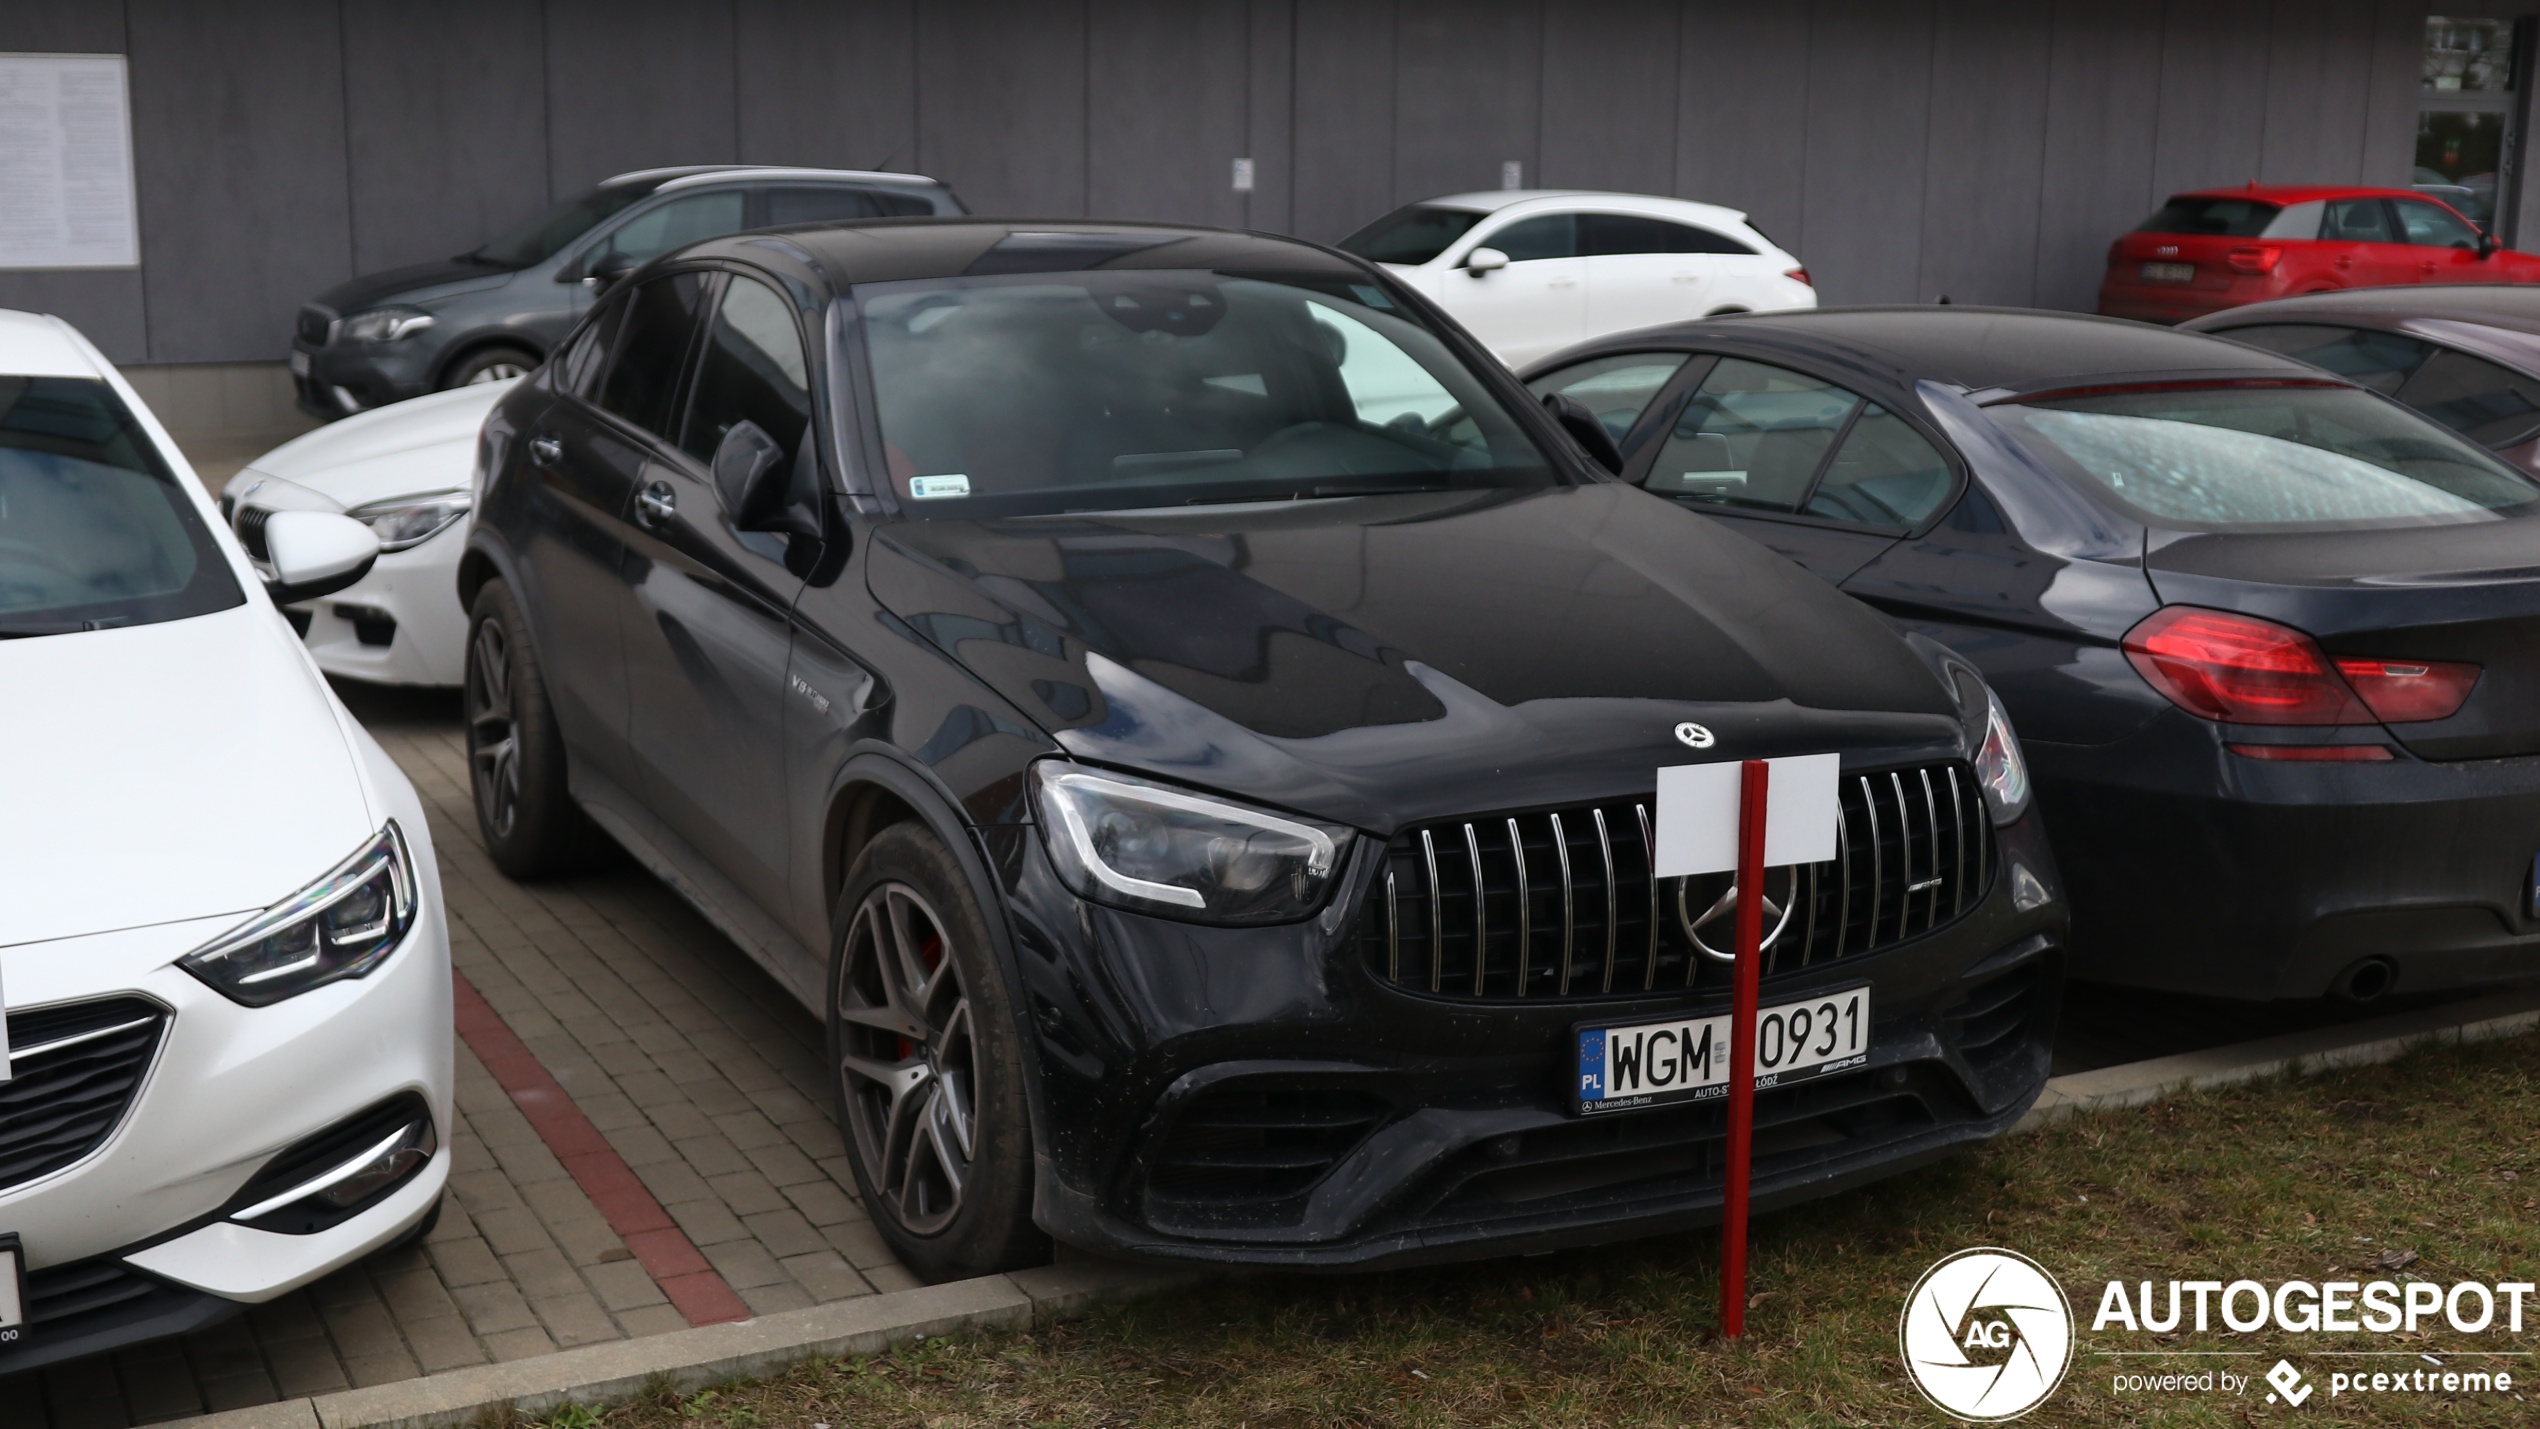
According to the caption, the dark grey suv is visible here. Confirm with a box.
[289,165,963,419]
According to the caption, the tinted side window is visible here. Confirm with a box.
[1525,352,1689,442]
[2210,323,2433,394]
[595,272,712,436]
[1643,359,1859,512]
[2394,198,2481,249]
[2320,199,2396,243]
[555,295,626,397]
[1806,406,1954,530]
[766,187,879,225]
[594,191,747,267]
[1484,215,1578,262]
[1579,214,1757,256]
[2396,348,2540,447]
[681,275,814,466]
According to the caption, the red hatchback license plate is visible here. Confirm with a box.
[2141,261,2195,283]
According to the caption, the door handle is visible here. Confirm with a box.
[636,481,676,527]
[528,434,562,468]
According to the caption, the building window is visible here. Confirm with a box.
[2419,16,2518,231]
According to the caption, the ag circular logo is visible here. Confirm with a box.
[1899,1247,2073,1422]
[1673,721,1715,749]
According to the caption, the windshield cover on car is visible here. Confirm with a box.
[1336,205,1488,265]
[467,183,656,268]
[1987,383,2540,531]
[0,377,243,637]
[856,269,1556,517]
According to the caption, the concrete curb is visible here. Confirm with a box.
[165,1260,1194,1429]
[2015,985,2540,1133]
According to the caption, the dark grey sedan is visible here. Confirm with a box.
[2186,284,2540,479]
[289,165,963,419]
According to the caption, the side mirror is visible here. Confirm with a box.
[713,420,822,538]
[1542,392,1623,475]
[1465,246,1510,276]
[261,510,380,605]
[2480,228,2502,258]
[583,249,641,290]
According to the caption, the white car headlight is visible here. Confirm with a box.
[1032,762,1352,924]
[336,306,436,343]
[1974,685,2032,826]
[348,490,471,551]
[181,823,419,1006]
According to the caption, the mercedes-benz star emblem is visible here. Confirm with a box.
[1673,722,1715,749]
[1679,866,1801,961]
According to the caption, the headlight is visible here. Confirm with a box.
[1973,685,2032,826]
[181,823,420,1006]
[1032,762,1352,924]
[348,490,471,551]
[337,306,436,343]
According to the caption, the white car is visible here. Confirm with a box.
[1340,190,1817,367]
[224,381,507,686]
[0,309,452,1372]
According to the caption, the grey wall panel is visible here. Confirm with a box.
[127,0,354,364]
[1392,0,1539,203]
[0,5,144,360]
[1290,0,1394,242]
[2359,0,2426,188]
[1089,0,1248,226]
[1244,0,1295,233]
[2032,0,2165,312]
[1676,0,1813,251]
[2151,0,2271,197]
[916,0,1088,216]
[2257,0,2378,183]
[1538,0,1678,195]
[1800,0,1935,305]
[736,0,917,172]
[1917,0,2052,307]
[542,0,737,195]
[342,1,549,276]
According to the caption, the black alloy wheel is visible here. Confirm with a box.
[830,824,1045,1281]
[464,580,602,877]
[443,345,540,389]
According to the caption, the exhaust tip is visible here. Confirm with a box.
[2330,956,2397,1004]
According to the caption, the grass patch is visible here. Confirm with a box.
[575,1033,2540,1426]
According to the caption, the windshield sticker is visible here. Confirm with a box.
[908,474,971,500]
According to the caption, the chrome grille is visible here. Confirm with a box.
[296,304,336,347]
[0,997,167,1191]
[1358,762,1992,1001]
[234,504,273,560]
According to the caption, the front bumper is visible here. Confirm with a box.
[984,808,2065,1268]
[285,519,471,687]
[291,340,441,420]
[2036,711,2540,999]
[0,883,453,1373]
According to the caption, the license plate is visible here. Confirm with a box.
[2141,261,2195,283]
[1574,986,1870,1115]
[289,350,311,376]
[0,1235,24,1345]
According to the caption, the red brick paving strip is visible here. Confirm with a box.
[452,970,754,1326]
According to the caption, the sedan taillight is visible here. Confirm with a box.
[2227,244,2283,275]
[1784,267,1812,287]
[2124,606,2480,727]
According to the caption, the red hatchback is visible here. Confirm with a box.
[2098,184,2540,324]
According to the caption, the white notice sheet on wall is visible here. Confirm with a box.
[0,54,139,269]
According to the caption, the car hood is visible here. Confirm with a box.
[867,484,1964,830]
[0,604,378,948]
[235,382,507,510]
[315,259,513,314]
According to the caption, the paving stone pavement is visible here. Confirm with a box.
[0,684,920,1426]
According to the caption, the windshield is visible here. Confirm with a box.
[857,269,1556,517]
[467,183,656,268]
[1987,384,2540,531]
[0,377,242,637]
[1337,205,1488,265]
[2135,197,2282,237]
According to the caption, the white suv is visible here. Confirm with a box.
[0,309,452,1372]
[1341,190,1816,366]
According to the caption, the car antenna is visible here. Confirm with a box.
[866,147,904,173]
[1936,294,1953,305]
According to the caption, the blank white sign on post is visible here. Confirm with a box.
[1653,753,1842,877]
[0,53,139,270]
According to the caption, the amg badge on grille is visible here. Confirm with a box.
[1674,722,1715,749]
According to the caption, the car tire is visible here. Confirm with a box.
[464,579,603,878]
[828,822,1048,1282]
[442,345,539,389]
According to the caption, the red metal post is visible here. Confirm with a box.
[1720,757,1769,1339]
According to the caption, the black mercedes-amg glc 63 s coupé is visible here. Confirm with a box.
[460,220,2067,1279]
